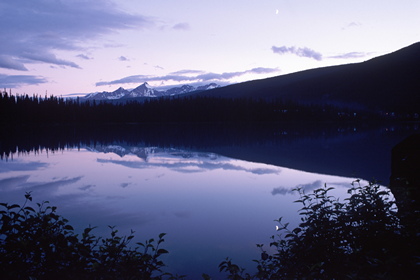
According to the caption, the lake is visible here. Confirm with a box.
[0,122,418,279]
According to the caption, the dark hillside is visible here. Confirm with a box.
[199,42,420,113]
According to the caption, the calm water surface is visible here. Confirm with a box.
[0,123,417,278]
[0,145,370,278]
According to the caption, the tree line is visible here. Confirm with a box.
[1,89,383,125]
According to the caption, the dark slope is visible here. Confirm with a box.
[199,42,420,112]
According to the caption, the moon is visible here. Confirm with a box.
[276,9,279,14]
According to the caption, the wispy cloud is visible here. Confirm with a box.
[0,0,153,71]
[22,51,81,69]
[342,21,362,30]
[272,180,351,196]
[173,22,190,30]
[272,180,323,196]
[328,52,369,59]
[77,54,92,60]
[0,55,28,71]
[97,157,280,175]
[0,161,48,172]
[79,184,95,191]
[0,175,30,190]
[272,45,323,61]
[96,67,279,86]
[170,70,206,75]
[118,56,129,61]
[0,74,48,89]
[23,176,84,194]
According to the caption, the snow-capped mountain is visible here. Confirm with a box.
[197,83,219,91]
[85,87,129,100]
[125,82,163,98]
[165,84,196,96]
[84,82,220,100]
[86,144,219,162]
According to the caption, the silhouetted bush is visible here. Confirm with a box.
[220,181,419,279]
[2,182,419,279]
[0,193,174,280]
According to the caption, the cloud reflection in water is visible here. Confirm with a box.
[97,156,281,175]
[0,145,355,279]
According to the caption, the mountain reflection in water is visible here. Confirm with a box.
[0,123,418,279]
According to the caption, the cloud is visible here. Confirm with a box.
[0,175,30,190]
[342,22,361,30]
[296,180,324,192]
[0,0,153,71]
[96,67,280,86]
[23,176,84,194]
[173,22,191,30]
[96,75,150,86]
[271,186,291,196]
[272,45,322,61]
[79,184,95,191]
[0,55,28,71]
[77,54,92,60]
[328,52,368,59]
[272,180,324,196]
[22,51,81,69]
[170,70,206,75]
[97,156,280,175]
[0,74,48,89]
[119,56,129,61]
[120,182,131,188]
[0,161,49,172]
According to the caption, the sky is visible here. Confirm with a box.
[0,0,419,97]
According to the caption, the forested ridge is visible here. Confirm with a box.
[0,89,407,125]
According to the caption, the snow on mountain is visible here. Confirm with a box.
[84,82,221,100]
[165,84,196,96]
[197,83,220,91]
[86,144,219,162]
[85,87,129,100]
[125,82,163,98]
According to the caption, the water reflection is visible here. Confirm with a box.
[0,143,357,278]
[0,123,417,279]
[2,122,417,183]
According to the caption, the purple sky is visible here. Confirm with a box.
[1,0,419,96]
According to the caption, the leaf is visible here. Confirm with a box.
[157,248,169,255]
[25,192,32,201]
[64,225,74,231]
[292,228,302,234]
[24,206,35,212]
[7,204,20,210]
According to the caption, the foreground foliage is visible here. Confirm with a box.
[0,193,174,280]
[220,181,419,279]
[2,181,419,279]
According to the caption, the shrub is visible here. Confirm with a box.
[0,192,172,280]
[220,180,419,279]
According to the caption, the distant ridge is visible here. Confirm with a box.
[84,82,220,100]
[198,42,420,113]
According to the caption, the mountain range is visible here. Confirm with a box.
[84,82,220,100]
[195,42,420,113]
[83,42,419,113]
